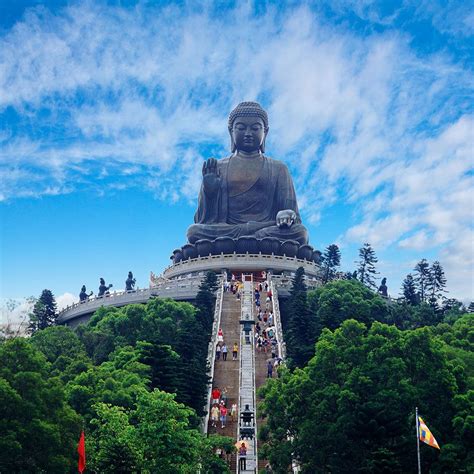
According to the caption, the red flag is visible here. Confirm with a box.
[77,430,86,473]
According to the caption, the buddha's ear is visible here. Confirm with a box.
[229,128,236,153]
[260,127,269,153]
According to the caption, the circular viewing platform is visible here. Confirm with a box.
[163,252,322,280]
[57,277,204,327]
[57,254,322,327]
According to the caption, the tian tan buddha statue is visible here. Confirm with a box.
[187,102,309,247]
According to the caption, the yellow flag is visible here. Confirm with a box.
[418,416,440,449]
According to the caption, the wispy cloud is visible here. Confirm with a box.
[0,2,472,298]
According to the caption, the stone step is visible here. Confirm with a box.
[207,293,242,443]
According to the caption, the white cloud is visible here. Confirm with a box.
[0,297,33,336]
[56,292,77,310]
[0,3,472,298]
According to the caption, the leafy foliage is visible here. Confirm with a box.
[88,390,233,473]
[75,297,210,416]
[414,259,430,303]
[283,267,314,368]
[321,244,341,284]
[427,261,448,310]
[356,243,379,289]
[30,326,91,383]
[0,339,81,473]
[28,289,57,334]
[260,320,471,473]
[401,274,418,305]
[309,279,389,338]
[0,290,225,472]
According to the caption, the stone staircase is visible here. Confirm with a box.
[254,280,276,473]
[206,277,283,473]
[207,292,242,470]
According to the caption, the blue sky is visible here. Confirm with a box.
[1,0,473,319]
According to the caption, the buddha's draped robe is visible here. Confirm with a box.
[187,155,308,245]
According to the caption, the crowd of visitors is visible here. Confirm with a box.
[253,282,283,379]
[211,274,283,472]
[215,327,238,363]
[210,386,235,430]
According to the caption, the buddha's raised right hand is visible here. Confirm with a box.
[202,158,221,195]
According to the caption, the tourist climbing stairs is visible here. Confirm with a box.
[205,274,286,472]
[206,290,242,470]
[254,275,284,473]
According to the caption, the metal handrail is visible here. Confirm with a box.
[201,280,224,434]
[270,279,286,360]
[57,276,207,322]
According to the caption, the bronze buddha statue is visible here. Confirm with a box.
[187,102,309,247]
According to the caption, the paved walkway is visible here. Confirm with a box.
[207,292,241,470]
[206,279,280,472]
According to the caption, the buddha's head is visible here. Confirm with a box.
[228,101,269,153]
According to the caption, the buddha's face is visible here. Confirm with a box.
[231,115,266,153]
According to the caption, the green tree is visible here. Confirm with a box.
[308,279,389,338]
[195,271,219,334]
[0,339,81,473]
[411,303,441,328]
[75,298,211,417]
[66,345,150,421]
[401,274,418,305]
[260,320,466,473]
[30,325,92,383]
[28,289,57,334]
[174,312,210,418]
[414,259,430,303]
[356,243,379,289]
[442,299,465,323]
[88,389,229,473]
[138,342,180,394]
[427,261,447,309]
[285,267,313,368]
[321,244,341,284]
[88,402,143,473]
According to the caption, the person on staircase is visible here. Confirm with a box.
[222,343,228,361]
[220,388,228,406]
[210,404,219,428]
[239,443,247,471]
[232,342,239,360]
[267,360,274,378]
[220,404,227,428]
[230,403,237,421]
[212,387,221,405]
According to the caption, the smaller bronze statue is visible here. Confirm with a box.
[378,277,388,297]
[98,278,113,297]
[79,285,93,302]
[125,271,136,291]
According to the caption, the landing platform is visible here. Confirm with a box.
[57,254,321,327]
[163,252,321,279]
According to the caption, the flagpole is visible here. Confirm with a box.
[415,407,421,474]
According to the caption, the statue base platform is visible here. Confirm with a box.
[163,252,321,280]
[58,253,321,327]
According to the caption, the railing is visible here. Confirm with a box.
[201,280,224,434]
[57,276,206,323]
[269,279,286,360]
[163,253,321,279]
[237,276,258,473]
[269,276,302,474]
[271,274,322,294]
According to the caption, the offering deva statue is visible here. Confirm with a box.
[187,102,308,245]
